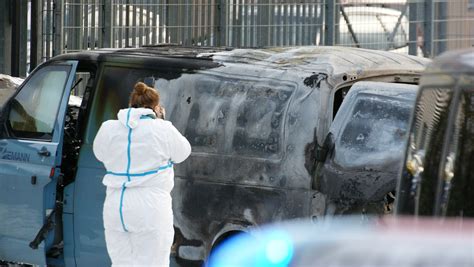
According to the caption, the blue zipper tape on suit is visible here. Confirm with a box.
[106,161,174,177]
[126,109,132,182]
[119,182,128,232]
[118,109,133,232]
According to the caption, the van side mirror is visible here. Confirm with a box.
[312,133,335,190]
[315,133,334,163]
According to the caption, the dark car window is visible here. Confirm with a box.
[397,88,453,216]
[440,89,474,217]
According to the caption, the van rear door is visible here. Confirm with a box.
[0,61,78,265]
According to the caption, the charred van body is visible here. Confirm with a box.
[0,46,428,265]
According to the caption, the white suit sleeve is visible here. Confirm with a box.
[93,122,109,163]
[167,123,191,164]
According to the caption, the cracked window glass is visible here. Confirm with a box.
[336,95,411,167]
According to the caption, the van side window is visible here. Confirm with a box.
[335,95,411,168]
[157,75,292,158]
[333,87,350,118]
[233,86,291,157]
[8,65,72,140]
[175,78,292,157]
[183,80,227,153]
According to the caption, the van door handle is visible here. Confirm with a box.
[38,147,51,157]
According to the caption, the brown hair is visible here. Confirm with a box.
[129,82,160,109]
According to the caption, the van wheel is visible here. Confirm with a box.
[205,231,247,266]
[383,191,396,215]
[345,191,397,216]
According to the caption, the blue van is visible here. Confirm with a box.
[0,46,428,266]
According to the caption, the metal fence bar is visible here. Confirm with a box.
[97,0,103,48]
[284,2,288,45]
[339,4,360,47]
[53,0,63,56]
[309,2,316,45]
[199,0,204,45]
[131,1,136,47]
[137,0,143,46]
[435,0,447,55]
[217,0,226,46]
[125,0,130,47]
[278,1,282,46]
[80,0,86,50]
[139,0,144,46]
[0,1,7,74]
[229,0,234,46]
[11,0,28,76]
[31,0,43,71]
[166,0,174,43]
[206,0,211,46]
[82,0,89,49]
[248,0,253,47]
[256,1,264,47]
[324,0,335,45]
[181,0,186,45]
[424,0,434,57]
[301,3,307,45]
[6,0,474,76]
[408,1,418,55]
[91,0,97,49]
[44,0,52,60]
[246,0,250,46]
[297,3,302,45]
[238,0,243,47]
[290,1,296,45]
[242,0,247,46]
[103,0,112,47]
[160,0,165,44]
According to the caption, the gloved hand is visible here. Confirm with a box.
[154,105,166,119]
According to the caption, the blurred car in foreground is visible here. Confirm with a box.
[207,216,474,267]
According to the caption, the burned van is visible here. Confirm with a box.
[396,49,474,218]
[0,46,428,266]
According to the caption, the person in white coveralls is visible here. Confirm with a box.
[93,82,191,266]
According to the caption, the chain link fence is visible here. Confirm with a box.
[7,0,474,74]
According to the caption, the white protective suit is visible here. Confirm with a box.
[93,107,191,266]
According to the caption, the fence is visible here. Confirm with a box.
[2,0,474,75]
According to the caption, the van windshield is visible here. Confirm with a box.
[335,95,412,168]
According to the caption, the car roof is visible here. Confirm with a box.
[51,45,429,80]
[424,48,474,74]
